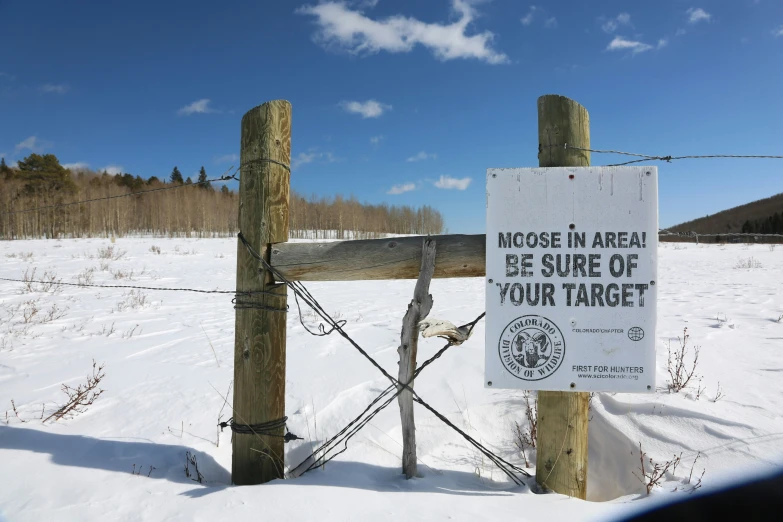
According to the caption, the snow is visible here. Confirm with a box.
[1,237,782,521]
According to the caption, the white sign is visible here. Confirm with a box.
[485,167,658,393]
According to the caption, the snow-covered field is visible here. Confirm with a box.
[1,237,782,522]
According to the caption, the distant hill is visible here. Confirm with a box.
[665,192,783,241]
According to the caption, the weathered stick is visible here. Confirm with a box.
[397,237,436,479]
[535,94,590,499]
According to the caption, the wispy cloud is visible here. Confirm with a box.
[297,0,509,64]
[774,25,783,38]
[215,153,239,164]
[686,7,711,24]
[340,99,391,118]
[291,151,336,170]
[406,151,437,162]
[39,83,69,94]
[601,13,631,33]
[178,99,216,116]
[387,182,416,195]
[370,135,384,146]
[0,72,17,81]
[676,28,687,36]
[606,35,666,55]
[434,175,471,190]
[544,17,557,29]
[63,162,90,171]
[521,6,537,26]
[15,136,49,153]
[102,165,124,175]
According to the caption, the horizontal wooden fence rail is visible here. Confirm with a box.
[269,234,486,281]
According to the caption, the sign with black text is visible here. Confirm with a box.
[485,167,658,392]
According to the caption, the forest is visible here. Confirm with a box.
[0,154,445,240]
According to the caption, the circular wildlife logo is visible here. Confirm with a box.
[498,315,565,381]
[628,326,645,342]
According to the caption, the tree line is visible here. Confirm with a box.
[0,154,445,240]
[741,212,783,235]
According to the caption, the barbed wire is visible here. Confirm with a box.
[236,231,530,485]
[1,167,240,217]
[0,157,292,217]
[540,144,783,167]
[0,276,238,294]
[658,230,783,239]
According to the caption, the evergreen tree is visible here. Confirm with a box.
[185,177,193,185]
[170,166,184,184]
[0,157,10,179]
[773,212,782,234]
[16,154,77,194]
[197,166,211,190]
[220,185,230,195]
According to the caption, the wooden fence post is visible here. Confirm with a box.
[535,94,590,498]
[397,238,436,478]
[232,100,292,485]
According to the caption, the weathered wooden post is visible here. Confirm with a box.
[397,238,436,478]
[535,94,590,498]
[232,100,291,485]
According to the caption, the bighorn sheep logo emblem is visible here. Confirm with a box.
[498,315,565,381]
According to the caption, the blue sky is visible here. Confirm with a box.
[1,0,781,233]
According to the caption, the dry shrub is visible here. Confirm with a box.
[633,442,681,494]
[21,267,62,294]
[733,256,762,269]
[43,360,105,423]
[97,245,126,260]
[513,391,538,467]
[667,327,700,392]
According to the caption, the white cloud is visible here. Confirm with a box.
[602,13,632,33]
[215,153,239,163]
[387,182,416,195]
[63,162,90,171]
[521,6,537,26]
[370,135,384,145]
[686,8,711,24]
[297,0,509,64]
[676,28,687,36]
[340,99,391,118]
[40,83,68,94]
[544,17,557,29]
[178,99,216,116]
[15,136,48,153]
[434,175,471,190]
[606,36,654,54]
[291,151,336,170]
[657,38,669,49]
[406,151,437,162]
[102,165,124,175]
[9,161,18,169]
[774,25,783,37]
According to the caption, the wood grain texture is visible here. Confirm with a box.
[270,234,484,281]
[538,94,590,168]
[232,100,291,486]
[397,238,436,479]
[535,94,590,499]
